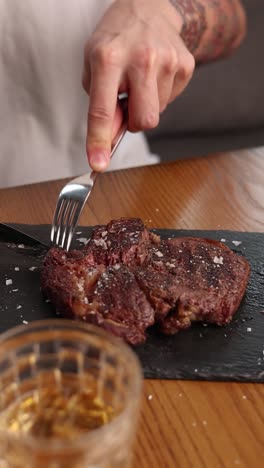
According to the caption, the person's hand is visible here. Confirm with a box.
[82,0,195,171]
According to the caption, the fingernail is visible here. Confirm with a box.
[89,150,109,172]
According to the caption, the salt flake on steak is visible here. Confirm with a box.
[93,238,108,250]
[213,256,224,265]
[154,251,164,258]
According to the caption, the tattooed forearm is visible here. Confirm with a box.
[170,0,207,53]
[169,0,246,63]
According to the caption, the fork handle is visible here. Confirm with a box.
[110,94,128,157]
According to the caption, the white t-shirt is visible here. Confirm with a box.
[0,0,159,188]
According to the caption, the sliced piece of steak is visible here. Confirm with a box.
[134,265,179,322]
[82,266,155,345]
[143,237,250,334]
[89,218,159,266]
[41,247,102,318]
[41,248,155,345]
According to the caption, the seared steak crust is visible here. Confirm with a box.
[89,218,159,266]
[41,219,250,344]
[144,238,250,334]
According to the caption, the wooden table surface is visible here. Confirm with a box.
[1,148,264,467]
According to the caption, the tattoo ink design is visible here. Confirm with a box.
[200,0,228,60]
[170,0,244,61]
[199,0,243,61]
[169,0,207,53]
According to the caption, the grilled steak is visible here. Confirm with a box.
[136,237,250,335]
[41,218,250,344]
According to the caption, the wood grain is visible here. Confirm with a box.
[0,148,264,467]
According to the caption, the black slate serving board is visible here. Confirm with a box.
[0,225,264,382]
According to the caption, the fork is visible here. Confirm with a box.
[50,97,128,251]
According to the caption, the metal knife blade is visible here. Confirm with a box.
[0,223,49,259]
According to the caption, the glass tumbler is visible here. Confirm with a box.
[0,319,142,468]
